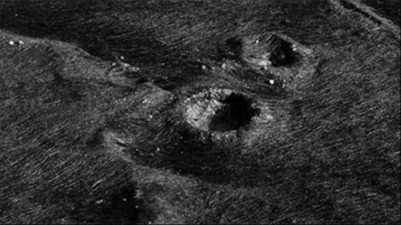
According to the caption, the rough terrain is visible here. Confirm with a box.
[0,0,400,224]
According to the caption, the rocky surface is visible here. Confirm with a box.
[0,0,400,224]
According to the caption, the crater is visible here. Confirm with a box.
[183,89,260,132]
[243,34,297,67]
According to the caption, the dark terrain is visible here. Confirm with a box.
[0,0,400,224]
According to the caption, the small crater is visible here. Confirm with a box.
[183,89,260,132]
[218,34,300,69]
[246,34,297,67]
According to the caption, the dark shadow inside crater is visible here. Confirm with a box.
[217,36,243,61]
[209,93,260,131]
[267,35,297,67]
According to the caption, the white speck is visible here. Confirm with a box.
[121,62,131,68]
[95,199,104,204]
[132,66,140,72]
[122,198,127,202]
[201,65,207,70]
[120,56,125,60]
[135,205,139,208]
[221,63,227,70]
[269,79,275,85]
[9,40,15,45]
[156,147,160,152]
[18,40,24,45]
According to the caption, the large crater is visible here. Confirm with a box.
[183,89,260,132]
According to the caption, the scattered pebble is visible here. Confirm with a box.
[8,40,24,47]
[131,66,140,72]
[221,62,227,70]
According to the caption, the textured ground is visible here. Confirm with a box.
[0,0,400,224]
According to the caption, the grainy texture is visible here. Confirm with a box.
[361,0,400,25]
[0,0,399,224]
